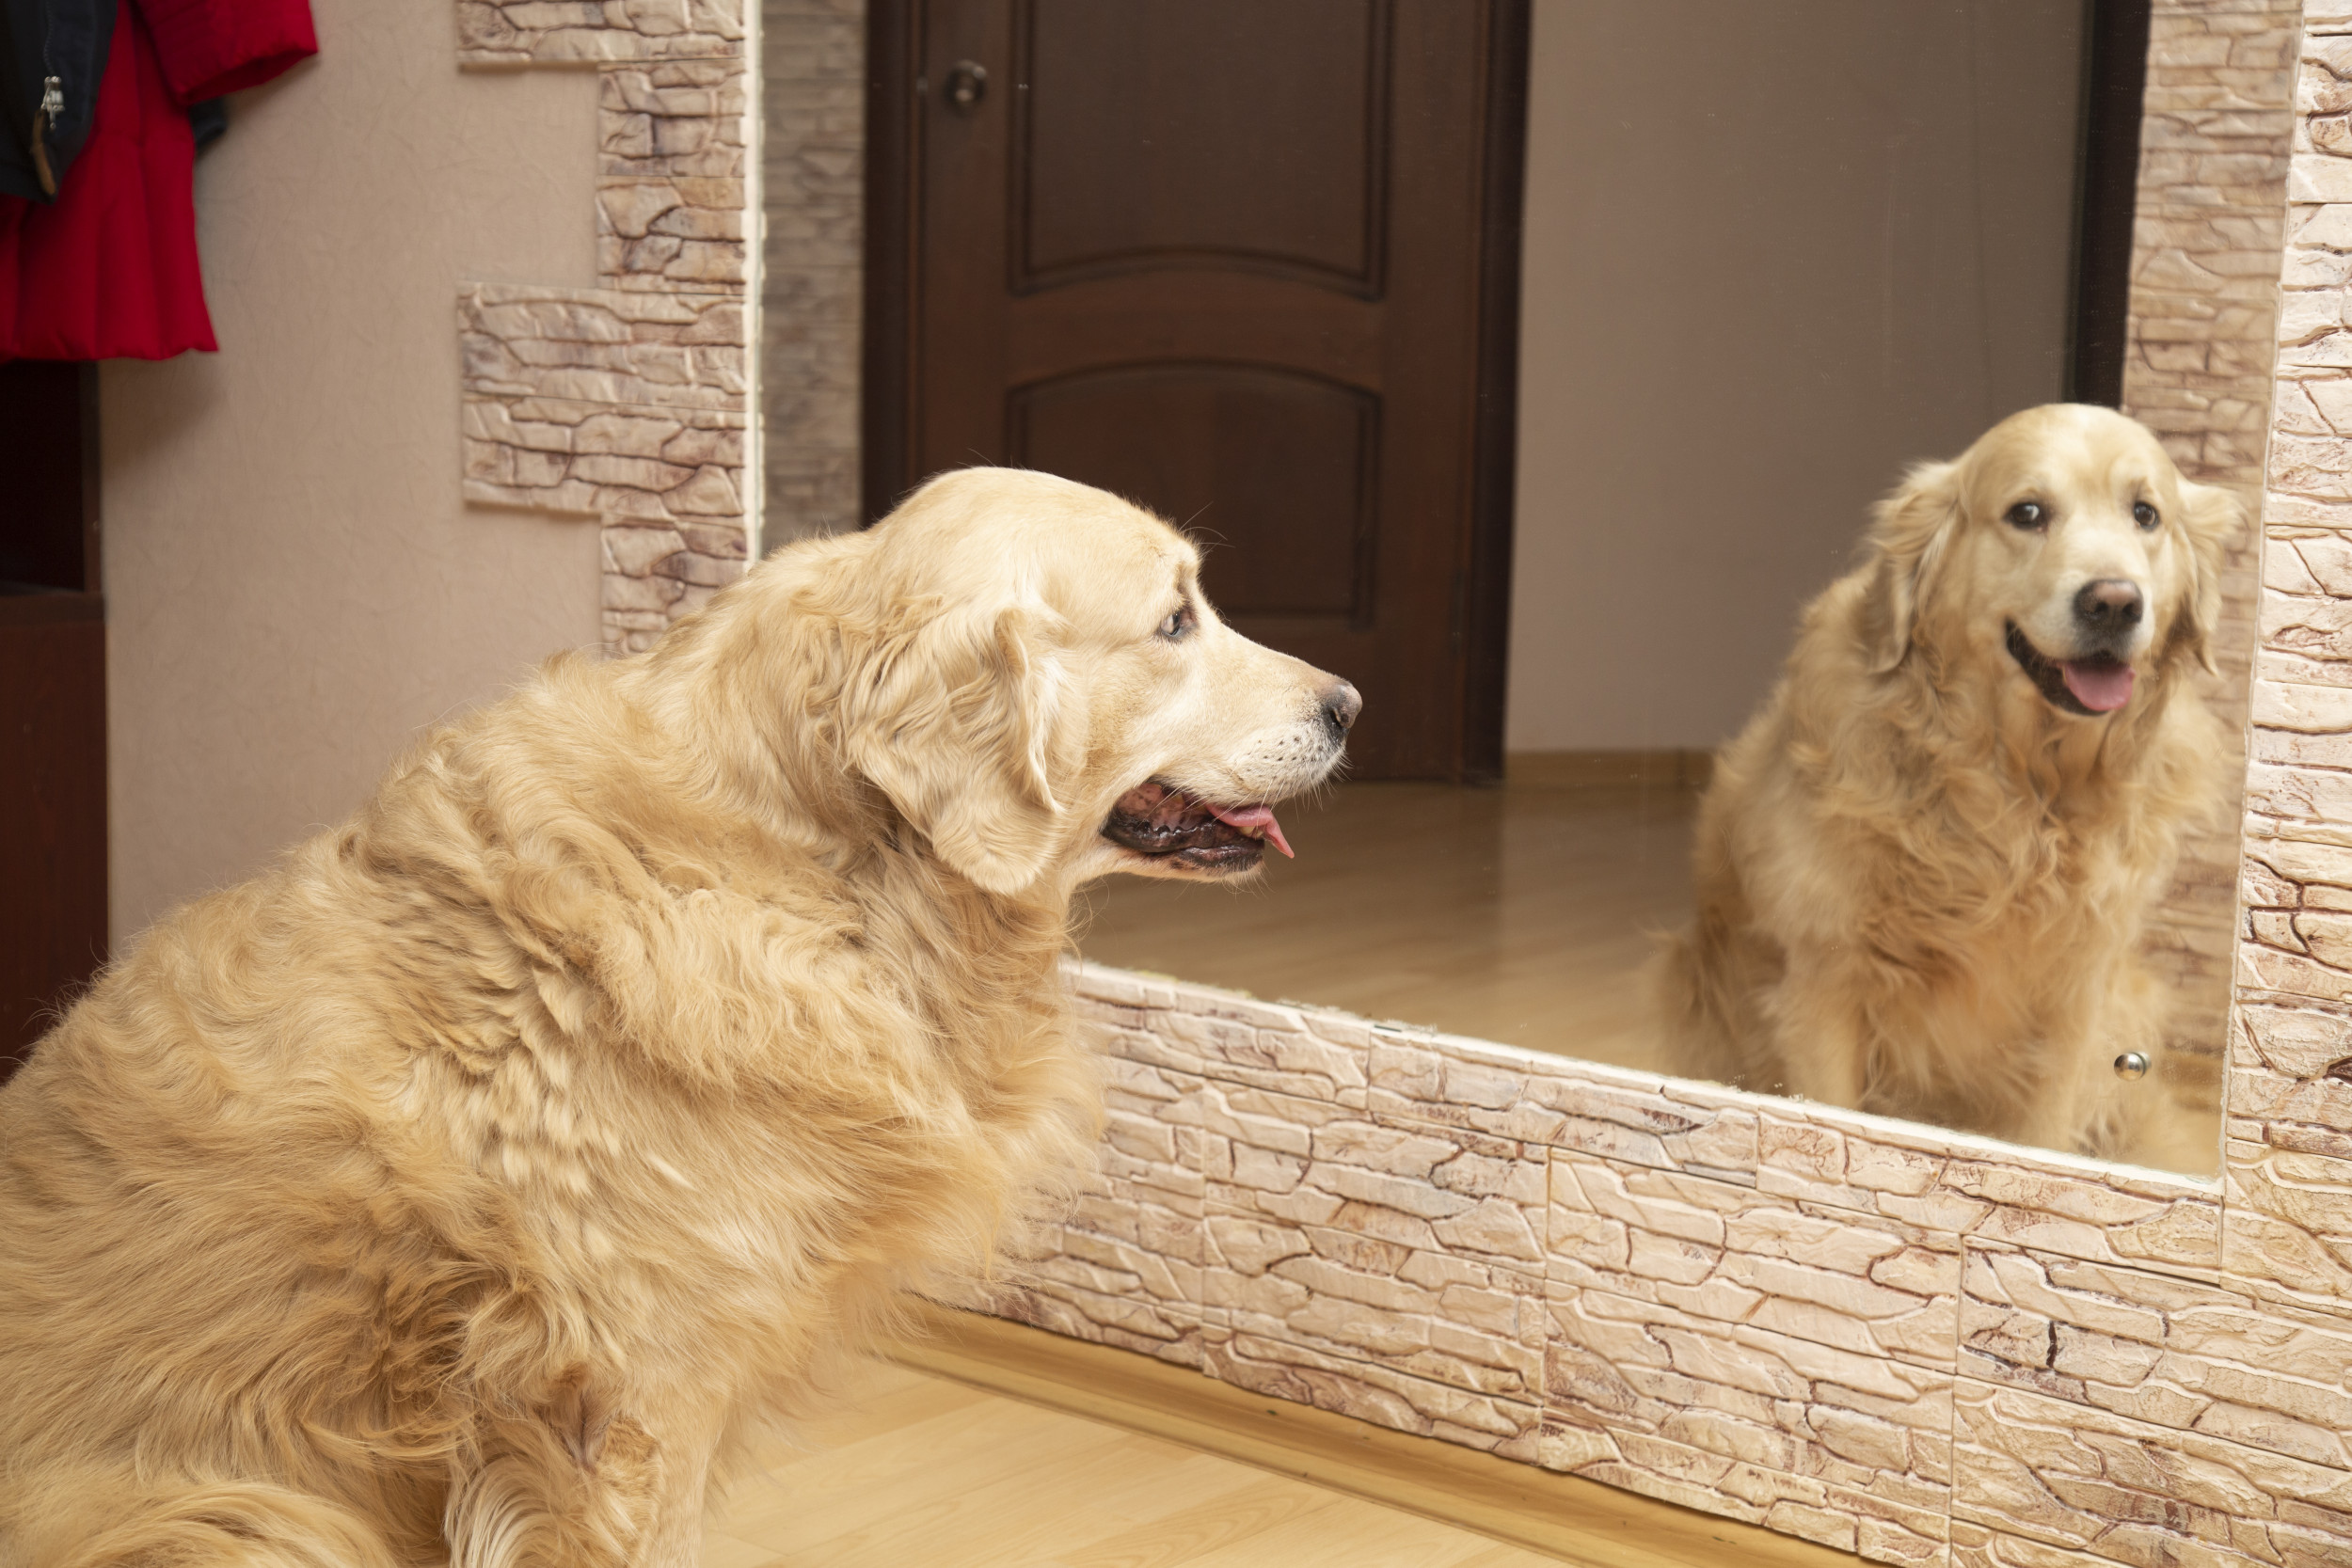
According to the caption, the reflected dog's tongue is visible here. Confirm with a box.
[2061,659,2135,713]
[1208,802,1294,859]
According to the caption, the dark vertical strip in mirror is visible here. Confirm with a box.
[863,0,919,525]
[1458,0,1529,784]
[2069,0,2153,408]
[0,360,106,1083]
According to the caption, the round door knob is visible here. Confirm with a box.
[944,60,988,115]
[2113,1051,2150,1082]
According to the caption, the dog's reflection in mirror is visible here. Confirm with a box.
[1653,405,2238,1173]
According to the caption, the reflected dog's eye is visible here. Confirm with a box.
[1157,603,1196,641]
[2004,500,2047,531]
[2133,500,2160,531]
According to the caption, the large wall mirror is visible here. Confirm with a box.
[845,0,2287,1180]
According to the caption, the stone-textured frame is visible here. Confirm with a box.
[2128,0,2304,1083]
[455,0,761,655]
[968,954,2347,1568]
[448,3,2352,1563]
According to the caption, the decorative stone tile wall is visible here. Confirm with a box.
[1542,1160,1958,1562]
[454,1,756,654]
[458,0,745,65]
[1951,1381,2351,1566]
[1200,1085,1551,1462]
[2127,0,2302,488]
[962,958,2352,1568]
[598,61,751,293]
[760,0,863,543]
[1958,1245,2352,1468]
[2123,0,2303,1089]
[2231,7,2352,1359]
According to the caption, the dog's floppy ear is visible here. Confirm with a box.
[2169,479,2242,676]
[838,592,1083,895]
[1864,459,1963,674]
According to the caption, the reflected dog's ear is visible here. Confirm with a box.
[838,593,1084,895]
[1864,459,1963,675]
[2169,480,2242,676]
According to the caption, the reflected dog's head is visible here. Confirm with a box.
[690,468,1358,895]
[1864,404,2239,718]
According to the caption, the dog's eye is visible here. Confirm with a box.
[1156,604,1196,641]
[2133,500,2159,531]
[2005,501,2047,531]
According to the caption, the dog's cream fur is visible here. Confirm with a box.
[0,470,1349,1568]
[1655,405,2237,1170]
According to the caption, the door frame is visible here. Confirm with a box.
[861,0,1531,783]
[2067,0,2153,408]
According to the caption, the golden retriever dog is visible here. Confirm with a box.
[1654,404,2236,1170]
[0,469,1359,1568]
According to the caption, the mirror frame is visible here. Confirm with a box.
[453,3,2352,1561]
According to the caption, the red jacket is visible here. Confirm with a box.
[0,0,316,361]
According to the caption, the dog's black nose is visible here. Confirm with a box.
[2073,578,2143,631]
[1321,682,1362,737]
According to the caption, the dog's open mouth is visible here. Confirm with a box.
[2005,622,2135,716]
[1100,781,1293,873]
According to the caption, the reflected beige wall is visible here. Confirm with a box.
[100,0,606,941]
[1507,0,2085,752]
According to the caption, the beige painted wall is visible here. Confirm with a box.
[100,2,606,941]
[1507,0,2085,752]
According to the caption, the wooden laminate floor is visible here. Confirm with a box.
[699,1360,1563,1567]
[1076,779,1700,1069]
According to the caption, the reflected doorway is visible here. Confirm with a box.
[864,0,1529,779]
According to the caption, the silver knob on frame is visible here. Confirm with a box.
[2113,1051,2151,1082]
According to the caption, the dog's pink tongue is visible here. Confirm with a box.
[1209,802,1294,859]
[2061,660,2136,712]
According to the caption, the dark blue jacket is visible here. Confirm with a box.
[0,0,113,201]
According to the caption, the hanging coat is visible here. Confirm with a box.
[0,0,314,362]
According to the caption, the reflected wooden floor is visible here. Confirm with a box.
[1076,771,2222,1174]
[701,1361,1562,1567]
[1077,779,1699,1069]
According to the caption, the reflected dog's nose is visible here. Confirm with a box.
[1321,681,1362,738]
[2073,578,2144,633]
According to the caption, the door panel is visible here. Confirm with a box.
[1010,364,1375,622]
[872,0,1524,778]
[1017,0,1386,291]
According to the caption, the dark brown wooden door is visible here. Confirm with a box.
[867,0,1526,778]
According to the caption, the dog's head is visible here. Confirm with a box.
[1864,404,2239,717]
[721,468,1358,896]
